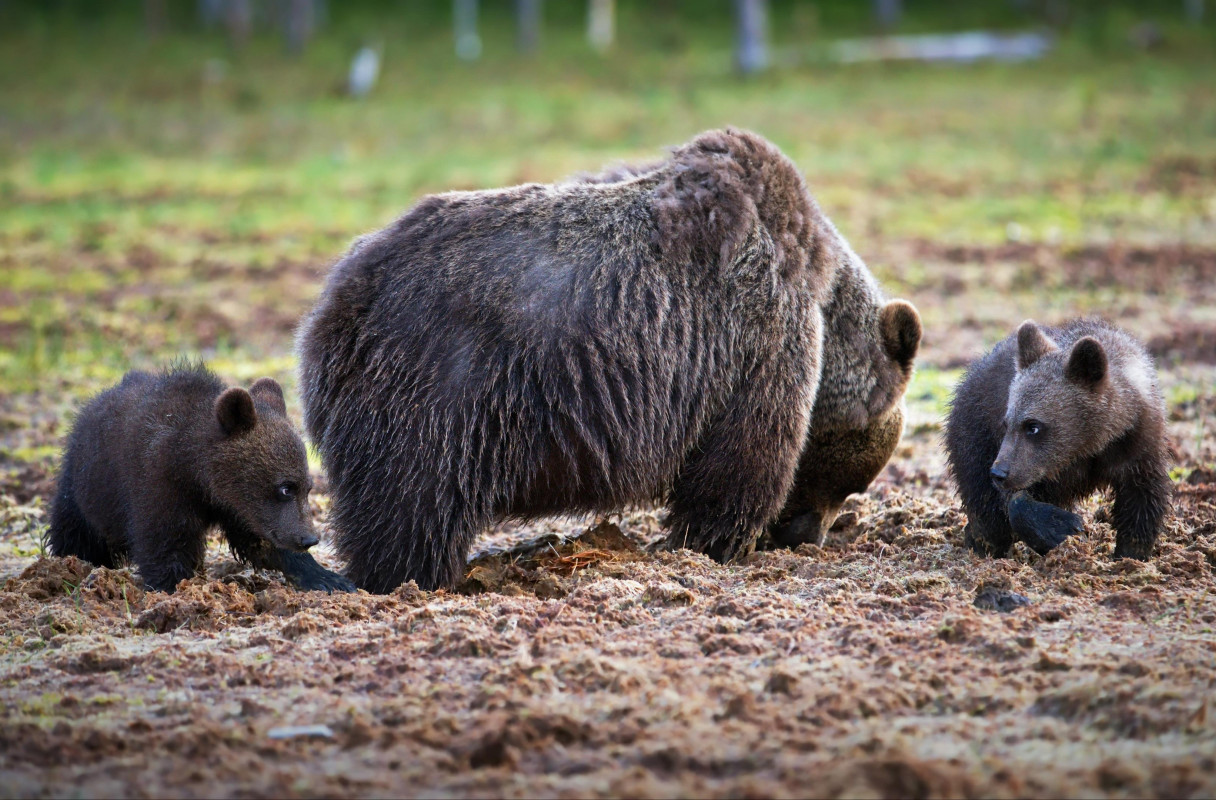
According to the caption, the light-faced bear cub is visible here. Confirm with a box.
[48,364,355,593]
[299,128,921,592]
[946,318,1170,560]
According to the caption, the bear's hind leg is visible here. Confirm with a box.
[47,472,117,568]
[1110,465,1170,560]
[663,368,811,563]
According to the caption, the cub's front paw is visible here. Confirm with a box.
[1008,492,1083,556]
[292,568,357,593]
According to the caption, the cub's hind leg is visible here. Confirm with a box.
[1110,464,1171,560]
[47,468,118,568]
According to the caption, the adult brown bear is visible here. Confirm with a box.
[298,129,918,592]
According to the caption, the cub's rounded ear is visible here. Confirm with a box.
[880,300,921,369]
[216,388,257,435]
[1016,320,1057,370]
[1066,336,1108,387]
[249,377,287,416]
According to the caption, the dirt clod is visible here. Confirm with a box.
[973,585,1033,612]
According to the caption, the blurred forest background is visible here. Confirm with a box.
[3,5,1216,797]
[1,0,1214,473]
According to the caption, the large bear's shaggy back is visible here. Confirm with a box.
[297,128,842,591]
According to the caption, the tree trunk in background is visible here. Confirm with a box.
[198,0,223,28]
[734,0,768,75]
[588,0,614,51]
[874,0,900,31]
[284,0,315,54]
[454,0,482,61]
[516,0,541,54]
[1185,0,1204,22]
[145,0,166,37]
[226,0,252,48]
[1045,0,1070,28]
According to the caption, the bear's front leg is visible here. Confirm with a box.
[958,482,1017,559]
[1110,467,1170,560]
[1007,490,1084,556]
[130,516,207,593]
[663,349,814,563]
[267,550,357,593]
[224,521,356,593]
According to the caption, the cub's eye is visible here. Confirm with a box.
[276,483,297,501]
[1023,420,1043,438]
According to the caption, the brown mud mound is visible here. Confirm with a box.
[4,555,94,600]
[2,379,1215,798]
[1149,324,1216,365]
[135,579,261,633]
[459,519,645,597]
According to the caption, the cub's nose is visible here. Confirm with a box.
[990,465,1008,485]
[299,532,319,549]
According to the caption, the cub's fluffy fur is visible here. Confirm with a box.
[946,318,1170,559]
[48,364,353,592]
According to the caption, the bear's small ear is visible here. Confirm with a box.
[1016,320,1057,370]
[1066,336,1108,387]
[249,377,287,416]
[880,300,921,369]
[216,388,257,435]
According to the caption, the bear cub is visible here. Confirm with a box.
[946,318,1170,560]
[47,364,355,593]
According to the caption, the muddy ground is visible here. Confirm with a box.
[1,236,1215,799]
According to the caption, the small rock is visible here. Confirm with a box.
[268,724,334,740]
[1035,652,1072,672]
[765,669,799,696]
[1186,466,1216,486]
[973,586,1032,613]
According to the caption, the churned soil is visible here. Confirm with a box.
[2,241,1216,798]
[2,392,1215,798]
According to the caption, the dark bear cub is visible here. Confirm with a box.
[946,318,1170,560]
[47,364,355,593]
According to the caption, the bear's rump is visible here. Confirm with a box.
[352,315,723,520]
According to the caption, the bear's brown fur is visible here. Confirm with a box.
[47,364,354,592]
[946,318,1171,559]
[299,128,864,592]
[768,250,921,548]
[574,163,923,552]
